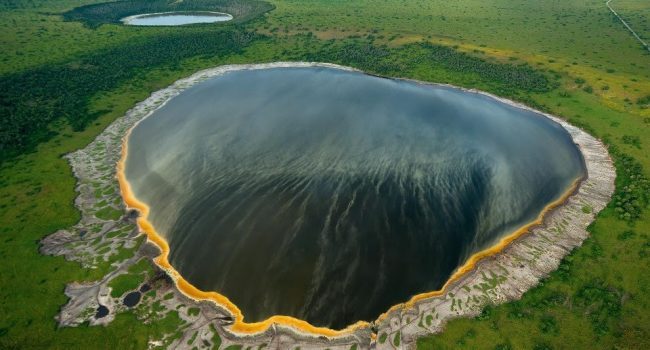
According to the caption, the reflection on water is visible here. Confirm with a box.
[122,12,233,26]
[125,67,585,328]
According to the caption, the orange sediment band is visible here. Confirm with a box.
[117,126,582,336]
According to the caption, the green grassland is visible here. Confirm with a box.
[613,0,650,41]
[0,0,648,349]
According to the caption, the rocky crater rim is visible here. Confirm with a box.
[112,62,612,340]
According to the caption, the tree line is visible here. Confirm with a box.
[302,40,553,95]
[0,28,261,162]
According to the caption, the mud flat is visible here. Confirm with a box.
[41,62,615,349]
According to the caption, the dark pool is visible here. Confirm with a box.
[123,291,141,308]
[95,305,109,319]
[124,67,585,328]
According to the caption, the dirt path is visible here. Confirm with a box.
[606,0,650,52]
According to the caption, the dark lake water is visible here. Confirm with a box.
[124,67,585,328]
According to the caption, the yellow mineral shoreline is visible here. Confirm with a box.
[117,132,370,337]
[115,66,585,338]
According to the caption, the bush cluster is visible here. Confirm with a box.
[609,146,649,222]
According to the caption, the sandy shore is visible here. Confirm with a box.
[42,62,615,349]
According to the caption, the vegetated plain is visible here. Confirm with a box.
[612,0,650,41]
[0,0,648,349]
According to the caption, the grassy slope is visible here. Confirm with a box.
[0,0,648,349]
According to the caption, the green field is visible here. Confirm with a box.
[613,0,650,41]
[0,0,648,349]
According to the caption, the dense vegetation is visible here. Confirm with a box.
[0,0,648,349]
[63,0,274,27]
[302,41,553,95]
[0,28,260,162]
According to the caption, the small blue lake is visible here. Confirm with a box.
[121,11,233,26]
